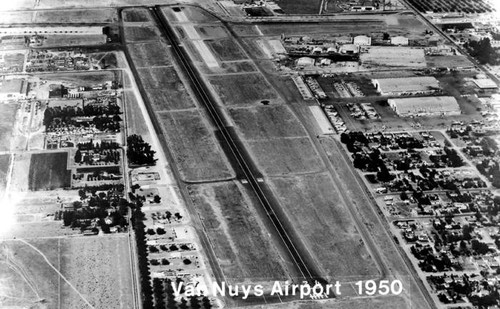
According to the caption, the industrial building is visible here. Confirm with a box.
[353,35,371,46]
[388,96,460,117]
[0,78,28,100]
[391,36,409,46]
[372,76,441,96]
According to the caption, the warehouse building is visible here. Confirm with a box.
[391,36,409,46]
[353,35,371,46]
[388,96,460,117]
[372,76,441,96]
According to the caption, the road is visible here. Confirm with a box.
[149,5,320,286]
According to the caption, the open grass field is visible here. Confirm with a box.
[198,60,258,75]
[34,8,118,23]
[0,239,60,308]
[0,103,17,151]
[247,137,325,176]
[194,25,228,39]
[28,152,71,191]
[43,35,106,47]
[206,38,248,61]
[189,181,290,284]
[124,90,149,137]
[228,105,308,139]
[127,42,172,67]
[0,154,11,195]
[123,26,160,42]
[208,73,282,106]
[425,55,472,68]
[122,8,152,22]
[60,236,134,309]
[161,6,219,24]
[158,110,234,183]
[269,173,380,280]
[42,71,116,87]
[10,153,31,192]
[276,0,322,14]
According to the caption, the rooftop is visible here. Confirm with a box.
[373,76,440,94]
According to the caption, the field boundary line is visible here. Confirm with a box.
[17,239,96,309]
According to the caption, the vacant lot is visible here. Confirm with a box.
[124,90,149,137]
[28,152,71,191]
[34,8,118,23]
[158,110,234,182]
[194,25,228,39]
[189,181,289,284]
[123,26,160,42]
[269,173,380,280]
[0,154,11,194]
[161,6,219,24]
[209,73,282,106]
[122,8,152,22]
[0,239,59,308]
[228,105,307,139]
[127,42,171,67]
[198,61,257,75]
[43,70,116,87]
[206,38,248,61]
[0,103,17,151]
[247,137,325,175]
[60,236,134,309]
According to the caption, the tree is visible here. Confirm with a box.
[154,195,161,203]
[400,191,409,201]
[73,201,83,209]
[75,149,82,163]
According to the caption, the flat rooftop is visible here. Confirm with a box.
[373,76,440,94]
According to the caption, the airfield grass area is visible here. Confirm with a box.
[0,239,60,308]
[198,60,258,75]
[208,73,282,105]
[161,6,219,24]
[124,90,149,137]
[60,236,134,309]
[228,105,308,139]
[206,38,248,61]
[127,42,172,67]
[247,138,325,176]
[123,26,160,42]
[158,110,234,182]
[28,152,71,191]
[269,173,379,280]
[277,0,322,14]
[189,181,289,284]
[34,8,118,23]
[122,8,152,22]
[0,103,18,151]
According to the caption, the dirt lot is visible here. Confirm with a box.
[10,153,31,192]
[59,236,134,309]
[277,0,322,14]
[198,61,258,75]
[0,154,11,196]
[208,73,282,106]
[161,6,219,24]
[34,8,118,23]
[194,25,228,39]
[42,70,116,87]
[228,105,308,139]
[189,181,290,285]
[158,110,234,182]
[268,173,380,280]
[127,42,172,67]
[28,152,71,191]
[206,38,248,61]
[247,138,325,176]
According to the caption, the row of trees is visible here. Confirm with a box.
[127,135,157,166]
[43,103,121,126]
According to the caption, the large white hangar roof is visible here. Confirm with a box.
[373,76,440,95]
[388,96,460,116]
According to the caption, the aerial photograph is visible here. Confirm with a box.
[0,0,500,308]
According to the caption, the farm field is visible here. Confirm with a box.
[268,173,380,280]
[42,70,116,87]
[34,8,118,23]
[208,73,282,106]
[60,236,134,309]
[28,152,71,191]
[0,103,18,151]
[194,25,228,39]
[277,0,322,14]
[406,0,493,13]
[124,90,149,137]
[198,60,258,75]
[127,42,172,67]
[161,5,219,24]
[122,8,152,22]
[228,105,308,139]
[157,110,234,182]
[0,154,10,194]
[206,38,248,61]
[247,138,325,176]
[189,181,290,285]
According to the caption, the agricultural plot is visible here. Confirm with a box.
[137,67,195,110]
[269,173,380,280]
[206,38,248,61]
[34,8,118,23]
[228,105,308,139]
[158,110,234,182]
[247,138,325,176]
[194,25,228,39]
[60,236,134,309]
[28,152,71,191]
[208,73,282,106]
[198,61,258,75]
[0,103,17,151]
[277,0,322,14]
[189,181,290,284]
[124,90,149,137]
[0,154,11,195]
[127,42,172,67]
[0,239,60,309]
[42,70,116,87]
[161,6,219,24]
